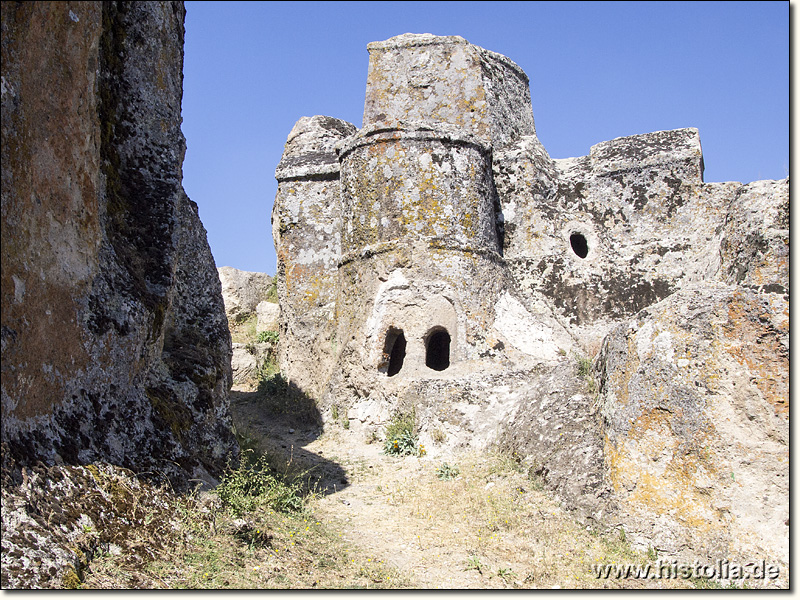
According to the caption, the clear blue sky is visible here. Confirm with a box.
[181,1,788,275]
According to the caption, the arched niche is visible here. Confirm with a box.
[382,327,406,377]
[425,327,451,371]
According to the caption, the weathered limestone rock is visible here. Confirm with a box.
[217,266,274,324]
[502,127,727,352]
[1,462,188,589]
[1,2,236,586]
[363,33,536,148]
[230,341,275,385]
[597,283,789,567]
[273,115,357,398]
[273,32,789,573]
[1,1,240,586]
[256,300,280,333]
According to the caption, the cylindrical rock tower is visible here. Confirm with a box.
[273,116,357,398]
[329,33,538,391]
[335,124,508,378]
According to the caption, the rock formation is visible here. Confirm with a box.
[217,266,278,385]
[273,34,788,570]
[1,1,236,587]
[217,266,274,325]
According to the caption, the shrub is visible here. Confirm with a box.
[256,330,279,344]
[435,462,460,480]
[577,356,592,378]
[383,412,425,456]
[215,450,304,516]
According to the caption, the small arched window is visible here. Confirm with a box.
[425,328,450,371]
[382,328,406,377]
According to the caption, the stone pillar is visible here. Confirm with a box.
[272,115,356,397]
[333,132,508,388]
[338,125,499,254]
[322,34,549,395]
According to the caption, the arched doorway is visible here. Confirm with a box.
[425,328,450,371]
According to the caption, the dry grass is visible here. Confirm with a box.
[73,441,710,589]
[229,313,259,345]
[68,385,704,590]
[80,480,409,589]
[362,451,688,589]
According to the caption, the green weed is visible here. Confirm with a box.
[384,429,422,456]
[436,462,460,480]
[497,566,518,582]
[216,450,305,516]
[382,411,426,456]
[577,356,592,378]
[256,330,279,344]
[465,555,487,574]
[265,280,278,303]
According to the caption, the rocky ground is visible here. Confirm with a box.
[221,381,713,590]
[10,375,778,589]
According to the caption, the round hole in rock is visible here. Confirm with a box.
[570,232,589,258]
[384,329,406,377]
[425,329,451,371]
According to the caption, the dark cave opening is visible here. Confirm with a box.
[385,329,406,377]
[570,232,589,258]
[425,329,451,371]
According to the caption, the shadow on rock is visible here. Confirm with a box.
[229,377,349,497]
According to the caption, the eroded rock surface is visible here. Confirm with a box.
[597,283,788,564]
[217,266,274,325]
[273,32,788,572]
[1,1,236,587]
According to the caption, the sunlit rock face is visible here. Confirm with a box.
[1,1,236,488]
[597,282,788,564]
[273,33,788,573]
[217,266,274,325]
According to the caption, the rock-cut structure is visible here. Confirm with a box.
[273,34,788,573]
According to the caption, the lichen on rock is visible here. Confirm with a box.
[1,1,237,587]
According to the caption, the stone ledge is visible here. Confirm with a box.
[338,122,492,160]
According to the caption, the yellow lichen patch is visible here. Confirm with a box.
[605,410,724,535]
[62,568,82,589]
[605,333,641,407]
[283,261,333,311]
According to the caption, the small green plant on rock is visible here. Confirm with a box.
[436,462,460,480]
[383,411,424,456]
[577,356,592,378]
[265,279,278,303]
[256,330,279,344]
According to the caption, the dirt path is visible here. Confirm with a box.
[304,437,489,588]
[229,384,677,589]
[231,386,491,588]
